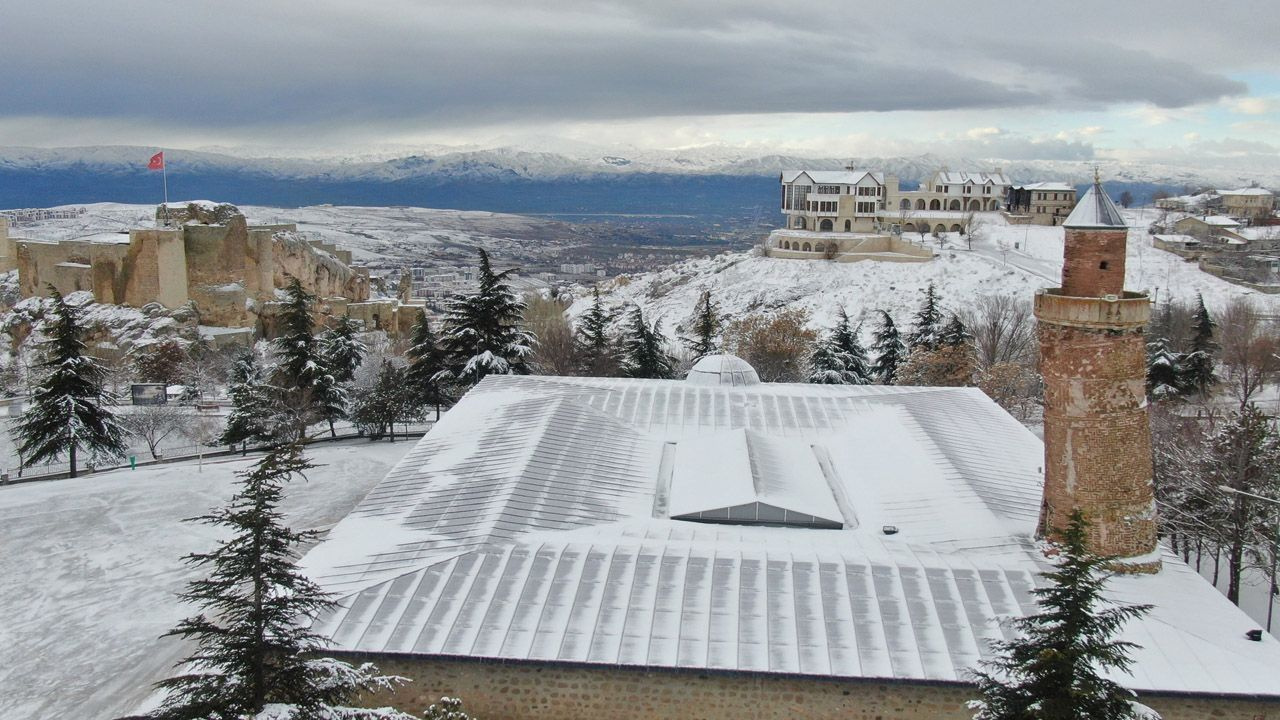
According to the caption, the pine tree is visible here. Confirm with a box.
[969,510,1155,720]
[683,290,721,359]
[320,316,367,385]
[152,444,410,719]
[831,308,872,384]
[1146,338,1187,400]
[870,310,907,384]
[15,286,127,478]
[272,277,346,439]
[1182,293,1218,398]
[907,283,944,352]
[405,310,451,421]
[939,313,973,348]
[807,334,853,384]
[576,285,619,376]
[437,249,535,388]
[621,306,675,379]
[218,351,275,452]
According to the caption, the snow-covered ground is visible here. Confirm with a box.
[0,438,417,720]
[571,209,1280,338]
[3,202,580,266]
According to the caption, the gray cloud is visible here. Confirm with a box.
[0,0,1258,141]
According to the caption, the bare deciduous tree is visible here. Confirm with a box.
[962,295,1037,369]
[723,308,817,382]
[524,293,580,375]
[1218,298,1280,408]
[121,404,196,459]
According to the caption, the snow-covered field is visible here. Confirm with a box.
[571,209,1280,337]
[0,438,417,720]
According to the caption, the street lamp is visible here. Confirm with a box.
[1219,484,1280,632]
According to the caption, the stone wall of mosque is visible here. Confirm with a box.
[341,655,1280,720]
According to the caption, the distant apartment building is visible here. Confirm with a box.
[1005,182,1078,225]
[1219,187,1274,221]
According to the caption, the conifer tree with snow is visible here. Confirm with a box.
[576,285,619,376]
[683,290,722,359]
[1146,338,1187,400]
[14,286,127,478]
[218,350,276,453]
[907,283,944,352]
[969,510,1156,720]
[320,316,367,385]
[622,306,676,379]
[831,308,872,384]
[437,249,535,388]
[151,444,412,720]
[870,310,907,384]
[404,310,451,421]
[1182,293,1218,398]
[939,313,973,348]
[272,277,346,439]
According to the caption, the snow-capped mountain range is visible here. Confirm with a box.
[0,142,1272,212]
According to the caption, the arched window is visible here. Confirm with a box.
[903,222,917,233]
[950,224,962,232]
[968,199,981,211]
[796,217,806,230]
[949,200,961,211]
[819,219,833,231]
[934,224,946,234]
[844,219,852,231]
[916,199,926,210]
[900,199,911,210]
[929,199,941,210]
[802,242,812,252]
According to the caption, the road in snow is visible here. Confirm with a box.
[0,438,417,720]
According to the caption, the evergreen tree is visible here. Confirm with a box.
[1146,338,1187,400]
[576,285,619,376]
[831,308,872,383]
[218,351,275,453]
[870,310,907,384]
[152,444,409,719]
[907,283,944,351]
[621,306,675,379]
[1182,293,1218,398]
[939,313,973,348]
[807,334,855,384]
[437,249,535,388]
[683,290,721,359]
[272,277,346,439]
[320,316,367,384]
[405,310,451,421]
[969,510,1155,720]
[352,360,419,442]
[15,286,127,478]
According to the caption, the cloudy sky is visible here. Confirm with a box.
[3,0,1278,165]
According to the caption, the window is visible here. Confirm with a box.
[935,185,943,193]
[1099,261,1109,270]
[984,186,991,194]
[856,201,876,214]
[817,185,841,194]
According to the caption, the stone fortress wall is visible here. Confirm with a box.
[10,202,422,339]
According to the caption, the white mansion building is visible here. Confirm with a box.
[780,167,1012,235]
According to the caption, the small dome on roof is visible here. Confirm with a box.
[685,353,761,386]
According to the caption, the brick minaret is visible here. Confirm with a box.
[1034,176,1158,572]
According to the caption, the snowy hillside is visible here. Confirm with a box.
[571,209,1280,339]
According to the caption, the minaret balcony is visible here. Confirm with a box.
[1034,288,1149,330]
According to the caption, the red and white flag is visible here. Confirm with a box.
[147,151,165,171]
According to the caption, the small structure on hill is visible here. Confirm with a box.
[1004,182,1078,225]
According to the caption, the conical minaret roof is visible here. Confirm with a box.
[1063,174,1126,229]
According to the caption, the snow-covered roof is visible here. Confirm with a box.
[1012,182,1075,192]
[1153,234,1199,244]
[1063,181,1127,229]
[302,375,1280,697]
[932,170,1012,186]
[1200,215,1243,226]
[1220,187,1273,196]
[781,170,884,185]
[685,353,761,386]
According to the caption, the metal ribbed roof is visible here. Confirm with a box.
[1063,181,1127,229]
[302,375,1280,697]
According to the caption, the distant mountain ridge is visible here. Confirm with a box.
[0,144,1268,214]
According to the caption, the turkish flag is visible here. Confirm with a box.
[148,151,164,171]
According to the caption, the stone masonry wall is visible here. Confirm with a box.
[342,655,1280,720]
[1061,227,1128,297]
[1038,321,1156,560]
